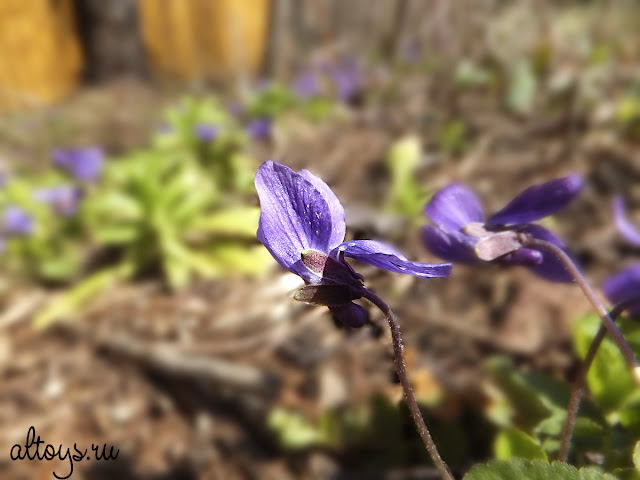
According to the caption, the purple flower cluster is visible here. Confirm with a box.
[194,123,218,143]
[603,197,640,316]
[246,118,272,142]
[34,186,84,217]
[422,175,584,282]
[0,205,33,251]
[52,147,103,183]
[255,161,451,327]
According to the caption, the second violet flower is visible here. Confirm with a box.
[422,175,584,282]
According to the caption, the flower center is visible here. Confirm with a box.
[301,249,328,274]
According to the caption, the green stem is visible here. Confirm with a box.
[557,298,639,461]
[521,237,640,376]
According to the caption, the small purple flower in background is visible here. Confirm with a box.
[293,72,319,99]
[246,118,272,142]
[613,196,640,246]
[603,197,640,316]
[422,175,584,282]
[3,205,33,235]
[52,147,103,183]
[34,185,84,217]
[255,161,451,327]
[603,263,640,317]
[194,123,218,143]
[227,101,244,119]
[326,58,362,103]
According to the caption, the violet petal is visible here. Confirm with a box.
[333,239,452,278]
[255,161,344,281]
[517,224,575,282]
[486,174,584,227]
[421,225,481,263]
[613,196,640,247]
[425,184,484,231]
[298,169,346,250]
[602,263,640,317]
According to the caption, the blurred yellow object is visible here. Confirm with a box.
[139,0,270,80]
[0,0,82,112]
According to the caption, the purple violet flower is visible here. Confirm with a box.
[293,72,319,99]
[603,263,640,317]
[34,185,84,217]
[3,205,33,235]
[326,59,361,103]
[194,123,218,143]
[255,161,452,327]
[613,196,640,246]
[422,175,585,282]
[52,147,103,183]
[602,197,640,316]
[247,118,272,142]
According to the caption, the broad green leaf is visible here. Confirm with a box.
[267,408,324,450]
[494,427,547,461]
[190,207,260,237]
[93,223,140,245]
[487,357,570,429]
[33,262,135,329]
[634,441,640,471]
[464,459,617,480]
[506,60,537,115]
[574,314,636,412]
[618,390,640,436]
[209,243,274,277]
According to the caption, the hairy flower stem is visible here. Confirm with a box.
[557,298,640,462]
[521,237,640,377]
[362,288,455,480]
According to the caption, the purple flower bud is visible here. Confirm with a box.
[246,118,272,142]
[194,123,218,142]
[293,72,319,99]
[52,147,104,183]
[34,185,84,217]
[3,205,33,235]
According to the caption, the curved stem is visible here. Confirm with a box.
[557,298,640,461]
[361,288,455,480]
[521,237,640,375]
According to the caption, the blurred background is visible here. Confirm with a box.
[2,1,640,479]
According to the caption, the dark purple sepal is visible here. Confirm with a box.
[518,224,575,282]
[329,302,368,328]
[421,225,481,264]
[293,284,363,306]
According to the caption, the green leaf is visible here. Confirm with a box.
[267,408,325,450]
[506,60,538,115]
[191,207,260,237]
[33,262,135,329]
[464,459,618,480]
[573,314,636,412]
[494,427,548,461]
[634,441,640,471]
[487,357,570,430]
[209,243,274,277]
